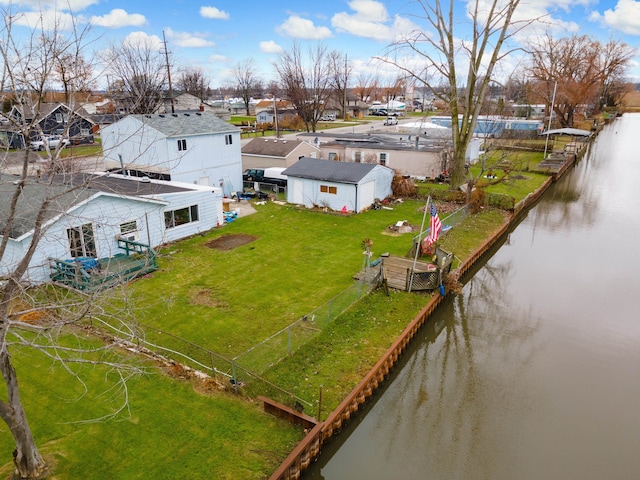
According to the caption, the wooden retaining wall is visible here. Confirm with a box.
[266,133,596,480]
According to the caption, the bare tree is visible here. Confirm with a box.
[354,72,378,103]
[55,51,95,104]
[177,66,209,102]
[328,51,352,119]
[527,34,634,127]
[232,59,263,115]
[275,42,333,133]
[0,9,146,479]
[377,0,527,189]
[103,36,168,114]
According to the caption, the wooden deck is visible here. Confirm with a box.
[355,255,438,291]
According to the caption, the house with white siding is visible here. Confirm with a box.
[101,111,242,196]
[282,157,394,213]
[0,173,223,284]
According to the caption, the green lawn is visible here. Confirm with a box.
[0,335,302,479]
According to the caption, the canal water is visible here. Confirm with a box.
[305,114,640,479]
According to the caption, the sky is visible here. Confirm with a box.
[3,0,640,90]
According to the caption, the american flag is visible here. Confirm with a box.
[426,202,442,247]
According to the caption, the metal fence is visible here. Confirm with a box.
[232,275,380,376]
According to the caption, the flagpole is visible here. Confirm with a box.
[409,195,430,292]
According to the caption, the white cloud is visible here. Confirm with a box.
[165,28,215,48]
[332,0,420,42]
[208,54,229,64]
[90,9,146,28]
[123,31,163,51]
[276,15,332,40]
[260,40,284,54]
[200,6,230,20]
[11,10,77,30]
[590,0,640,35]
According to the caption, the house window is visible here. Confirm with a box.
[67,223,96,258]
[354,151,362,163]
[119,221,138,241]
[328,152,338,161]
[177,139,187,151]
[379,152,387,166]
[55,112,69,123]
[164,205,199,229]
[225,134,233,145]
[320,185,337,194]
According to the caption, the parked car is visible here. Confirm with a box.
[29,135,69,151]
[370,109,387,116]
[320,114,336,121]
[384,117,398,126]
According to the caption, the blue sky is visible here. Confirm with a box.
[4,0,640,88]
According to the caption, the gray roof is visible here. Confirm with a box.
[131,111,239,137]
[282,157,378,184]
[0,174,190,239]
[242,137,306,157]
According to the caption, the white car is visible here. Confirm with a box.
[29,136,70,151]
[384,117,398,126]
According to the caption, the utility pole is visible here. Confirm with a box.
[162,31,175,114]
[344,54,348,120]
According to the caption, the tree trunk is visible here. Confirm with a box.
[450,148,467,190]
[0,345,46,479]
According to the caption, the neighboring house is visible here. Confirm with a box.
[302,131,481,178]
[241,137,320,169]
[9,102,95,141]
[0,173,224,284]
[256,107,298,125]
[101,111,243,196]
[324,93,370,120]
[282,157,394,213]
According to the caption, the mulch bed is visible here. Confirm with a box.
[204,234,258,251]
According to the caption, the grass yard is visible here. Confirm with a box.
[0,334,302,480]
[128,200,439,358]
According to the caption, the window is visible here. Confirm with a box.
[379,152,387,166]
[320,185,337,194]
[67,223,96,258]
[354,151,362,163]
[177,139,187,151]
[225,134,233,145]
[55,112,68,123]
[164,205,199,229]
[328,152,337,161]
[119,221,138,241]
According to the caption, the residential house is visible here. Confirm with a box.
[324,93,371,120]
[241,137,320,169]
[302,131,481,178]
[282,157,394,213]
[0,173,224,284]
[101,111,243,196]
[8,102,95,143]
[256,107,298,125]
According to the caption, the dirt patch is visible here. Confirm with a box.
[204,233,258,251]
[190,288,227,308]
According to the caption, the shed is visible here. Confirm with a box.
[282,157,394,213]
